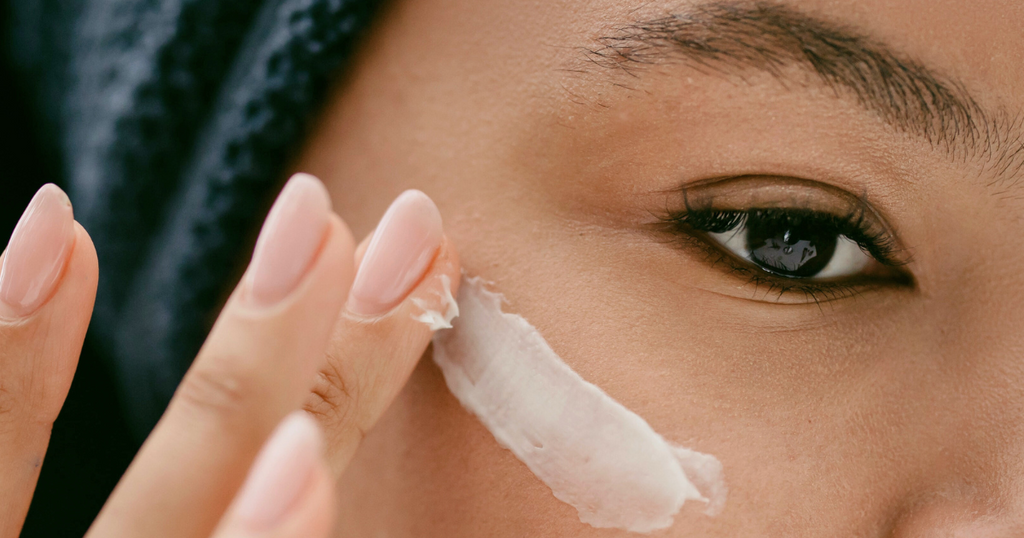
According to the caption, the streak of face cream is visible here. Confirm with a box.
[411,274,459,330]
[420,274,726,534]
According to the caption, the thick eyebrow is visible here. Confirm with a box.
[579,1,1024,183]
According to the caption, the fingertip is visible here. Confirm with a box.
[422,234,462,307]
[289,173,333,210]
[0,221,96,427]
[439,235,461,297]
[0,220,97,329]
[31,221,98,315]
[26,221,98,418]
[346,190,444,317]
[70,221,99,289]
[286,457,338,538]
[353,229,374,271]
[317,213,358,302]
[246,175,335,307]
[50,222,100,346]
[341,233,461,328]
[244,457,336,538]
[0,185,76,320]
[216,412,336,538]
[230,412,323,529]
[231,209,356,316]
[328,213,357,268]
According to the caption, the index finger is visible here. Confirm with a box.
[0,186,97,538]
[88,174,355,538]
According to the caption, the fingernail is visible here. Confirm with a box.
[233,412,323,530]
[347,190,443,316]
[0,184,75,319]
[246,173,331,307]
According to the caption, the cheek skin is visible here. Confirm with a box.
[328,231,1008,538]
[291,0,1024,535]
[335,357,580,537]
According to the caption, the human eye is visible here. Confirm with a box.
[656,176,914,303]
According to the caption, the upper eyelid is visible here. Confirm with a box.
[652,201,916,296]
[667,206,903,268]
[662,175,912,266]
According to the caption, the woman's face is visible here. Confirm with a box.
[294,0,1024,535]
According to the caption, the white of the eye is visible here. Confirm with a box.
[813,236,871,278]
[708,226,870,279]
[708,226,750,259]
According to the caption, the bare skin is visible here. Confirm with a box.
[295,0,1024,536]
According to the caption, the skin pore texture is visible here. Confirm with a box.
[293,0,1024,536]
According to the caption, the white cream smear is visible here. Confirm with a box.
[411,274,459,330]
[428,275,727,534]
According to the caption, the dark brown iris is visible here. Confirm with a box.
[745,209,838,278]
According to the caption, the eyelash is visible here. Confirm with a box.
[658,206,912,303]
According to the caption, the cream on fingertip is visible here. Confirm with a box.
[411,273,459,330]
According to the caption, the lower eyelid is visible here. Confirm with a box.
[684,235,874,303]
[672,225,909,302]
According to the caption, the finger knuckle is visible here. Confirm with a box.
[176,357,262,426]
[305,356,359,428]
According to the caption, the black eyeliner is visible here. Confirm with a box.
[655,204,914,303]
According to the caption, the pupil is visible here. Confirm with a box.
[744,210,838,277]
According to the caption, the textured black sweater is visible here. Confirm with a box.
[6,0,381,437]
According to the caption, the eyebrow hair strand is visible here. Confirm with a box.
[578,1,1024,185]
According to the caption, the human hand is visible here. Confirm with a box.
[0,173,459,538]
[0,184,96,537]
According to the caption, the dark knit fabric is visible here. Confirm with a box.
[5,0,382,437]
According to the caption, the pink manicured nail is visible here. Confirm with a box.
[233,412,323,530]
[347,190,443,316]
[0,184,75,319]
[246,173,331,307]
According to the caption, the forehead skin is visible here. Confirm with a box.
[295,0,1024,536]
